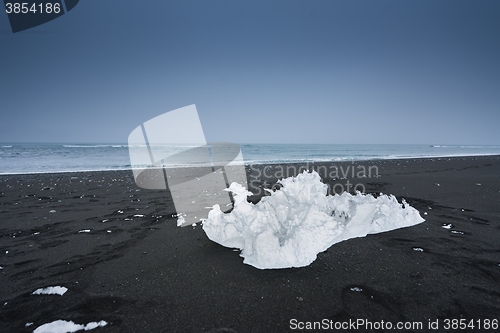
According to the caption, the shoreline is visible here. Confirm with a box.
[1,153,500,176]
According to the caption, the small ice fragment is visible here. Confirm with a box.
[176,214,186,227]
[5,251,8,254]
[33,232,40,235]
[434,183,440,186]
[25,322,33,327]
[78,230,90,233]
[476,183,481,186]
[32,286,68,296]
[133,214,144,217]
[107,230,112,233]
[33,320,107,333]
[350,287,363,292]
[424,212,428,215]
[101,219,108,223]
[117,210,124,214]
[0,266,3,270]
[442,224,453,229]
[451,230,464,235]
[49,210,56,213]
[413,247,424,252]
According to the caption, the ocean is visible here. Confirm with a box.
[1,143,500,175]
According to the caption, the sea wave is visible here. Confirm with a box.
[63,145,126,148]
[63,144,200,148]
[432,145,500,149]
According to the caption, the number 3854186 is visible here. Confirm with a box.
[5,3,61,14]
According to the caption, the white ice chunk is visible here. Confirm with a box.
[32,286,68,296]
[176,214,186,227]
[203,171,425,269]
[78,230,90,233]
[33,320,107,333]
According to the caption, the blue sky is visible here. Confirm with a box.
[1,0,499,144]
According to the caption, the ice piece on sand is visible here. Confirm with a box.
[33,320,107,333]
[78,230,90,233]
[413,247,424,252]
[442,224,453,229]
[32,286,68,296]
[203,170,425,269]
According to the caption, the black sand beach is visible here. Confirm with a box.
[0,156,499,332]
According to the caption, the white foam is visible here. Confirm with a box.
[202,171,425,269]
[33,320,107,333]
[32,286,68,296]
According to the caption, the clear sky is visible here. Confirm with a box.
[1,0,499,144]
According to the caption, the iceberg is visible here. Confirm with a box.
[202,170,424,269]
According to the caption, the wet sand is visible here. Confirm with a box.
[0,156,499,332]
